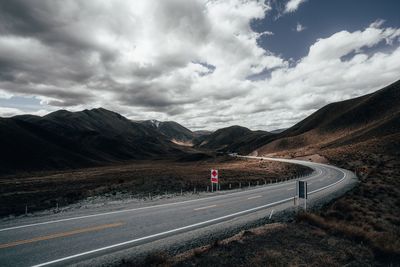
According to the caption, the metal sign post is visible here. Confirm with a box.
[211,169,219,192]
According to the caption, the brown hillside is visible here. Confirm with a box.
[255,80,400,156]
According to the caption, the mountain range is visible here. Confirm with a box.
[0,108,182,174]
[0,80,398,175]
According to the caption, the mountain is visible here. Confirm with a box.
[195,125,274,154]
[270,128,287,134]
[193,130,213,137]
[0,108,182,174]
[2,80,398,174]
[139,120,194,143]
[255,80,400,156]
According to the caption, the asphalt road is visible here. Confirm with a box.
[0,156,352,266]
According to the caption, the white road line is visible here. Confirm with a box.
[194,205,217,211]
[309,171,346,195]
[286,187,295,191]
[247,195,262,200]
[241,155,348,197]
[0,182,300,232]
[32,196,294,267]
[1,156,347,234]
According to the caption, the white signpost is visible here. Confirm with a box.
[297,180,308,210]
[211,169,219,192]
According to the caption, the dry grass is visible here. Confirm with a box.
[297,212,400,261]
[119,251,170,267]
[313,142,400,263]
[168,222,374,267]
[163,138,400,266]
[0,156,310,217]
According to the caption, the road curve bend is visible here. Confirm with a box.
[0,156,354,267]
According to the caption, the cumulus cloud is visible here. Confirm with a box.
[0,1,399,130]
[0,0,284,116]
[296,23,306,32]
[306,25,400,62]
[284,0,307,13]
[244,22,400,129]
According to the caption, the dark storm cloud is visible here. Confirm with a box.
[0,0,218,113]
[0,2,109,108]
[115,83,198,116]
[0,1,51,35]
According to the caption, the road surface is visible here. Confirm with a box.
[0,156,352,266]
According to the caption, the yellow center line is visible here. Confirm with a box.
[247,195,262,200]
[0,222,124,249]
[194,205,217,211]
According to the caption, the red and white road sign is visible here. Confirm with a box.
[210,169,218,183]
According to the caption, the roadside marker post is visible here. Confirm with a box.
[294,181,299,208]
[298,180,308,211]
[269,209,274,219]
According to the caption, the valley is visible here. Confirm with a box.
[0,156,310,218]
[0,80,399,266]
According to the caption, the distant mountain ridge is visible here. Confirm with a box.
[194,125,274,154]
[138,120,195,142]
[0,108,182,174]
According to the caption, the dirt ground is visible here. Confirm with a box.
[0,156,310,217]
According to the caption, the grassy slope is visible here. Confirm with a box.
[256,80,400,156]
[159,137,400,266]
[0,108,182,175]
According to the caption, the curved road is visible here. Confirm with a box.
[0,156,352,266]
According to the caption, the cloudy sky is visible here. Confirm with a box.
[0,0,399,131]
